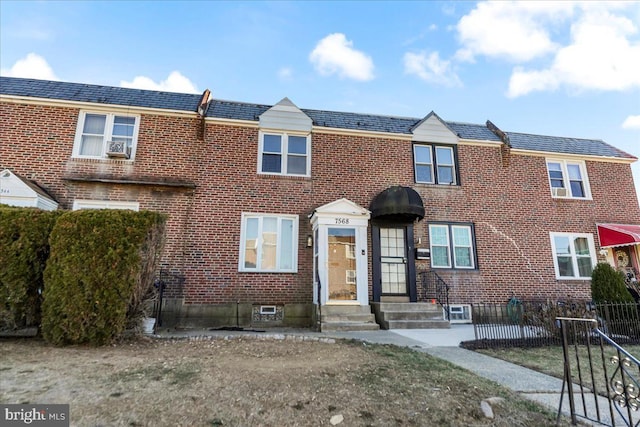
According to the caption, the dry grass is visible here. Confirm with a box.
[0,336,574,427]
[478,344,640,394]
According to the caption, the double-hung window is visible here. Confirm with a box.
[429,223,476,269]
[73,111,140,159]
[259,132,310,176]
[546,159,590,199]
[239,213,299,272]
[414,144,457,185]
[550,232,596,279]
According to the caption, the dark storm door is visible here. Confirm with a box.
[379,227,408,295]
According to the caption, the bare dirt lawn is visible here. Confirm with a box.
[0,336,570,426]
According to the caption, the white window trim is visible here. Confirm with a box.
[429,224,452,268]
[549,232,597,280]
[258,131,311,177]
[346,243,356,259]
[239,212,299,273]
[451,225,475,269]
[414,144,457,185]
[429,223,476,269]
[346,269,357,285]
[546,159,592,200]
[72,200,139,211]
[72,111,140,160]
[414,145,435,184]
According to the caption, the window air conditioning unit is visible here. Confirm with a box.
[445,304,472,324]
[106,141,130,159]
[552,187,568,197]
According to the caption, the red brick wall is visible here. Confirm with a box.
[2,99,639,308]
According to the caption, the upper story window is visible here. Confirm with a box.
[549,232,596,279]
[259,132,310,176]
[414,144,457,185]
[239,213,299,272]
[429,223,476,269]
[72,111,140,160]
[546,159,591,199]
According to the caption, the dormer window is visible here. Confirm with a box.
[259,132,310,176]
[72,111,140,160]
[257,97,313,178]
[414,144,458,185]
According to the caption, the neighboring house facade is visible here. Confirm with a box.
[1,76,639,329]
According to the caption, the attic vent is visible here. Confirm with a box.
[1,171,10,178]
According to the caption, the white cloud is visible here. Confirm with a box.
[622,115,640,130]
[507,7,640,97]
[120,71,199,93]
[455,1,574,63]
[277,67,293,80]
[309,33,374,81]
[403,51,462,87]
[0,53,58,80]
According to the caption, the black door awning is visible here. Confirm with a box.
[370,186,425,221]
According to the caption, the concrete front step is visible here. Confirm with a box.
[371,302,449,330]
[373,302,441,312]
[322,305,372,315]
[321,313,377,322]
[321,321,380,332]
[320,305,380,331]
[387,319,450,329]
[383,311,443,321]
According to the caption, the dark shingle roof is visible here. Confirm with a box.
[1,77,634,160]
[0,76,201,112]
[507,132,633,159]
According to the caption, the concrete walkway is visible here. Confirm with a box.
[157,325,626,425]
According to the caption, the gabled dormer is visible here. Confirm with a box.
[258,98,312,177]
[410,112,460,186]
[410,111,458,145]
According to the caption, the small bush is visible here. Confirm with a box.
[0,206,61,330]
[591,263,634,303]
[41,209,165,345]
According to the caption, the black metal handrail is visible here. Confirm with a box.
[418,271,450,320]
[557,317,639,426]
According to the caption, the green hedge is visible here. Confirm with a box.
[591,262,634,303]
[0,206,62,330]
[42,209,166,345]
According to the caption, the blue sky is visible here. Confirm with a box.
[2,1,639,203]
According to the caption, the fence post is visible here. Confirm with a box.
[558,319,578,425]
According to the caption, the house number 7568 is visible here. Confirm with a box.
[335,218,350,224]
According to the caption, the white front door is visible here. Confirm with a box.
[328,227,358,302]
[310,198,371,306]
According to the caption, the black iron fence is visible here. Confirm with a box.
[468,300,640,348]
[557,317,639,426]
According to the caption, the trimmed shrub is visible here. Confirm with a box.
[591,262,634,303]
[41,209,166,345]
[0,206,62,330]
[591,263,638,339]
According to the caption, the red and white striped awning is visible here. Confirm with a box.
[597,223,640,248]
